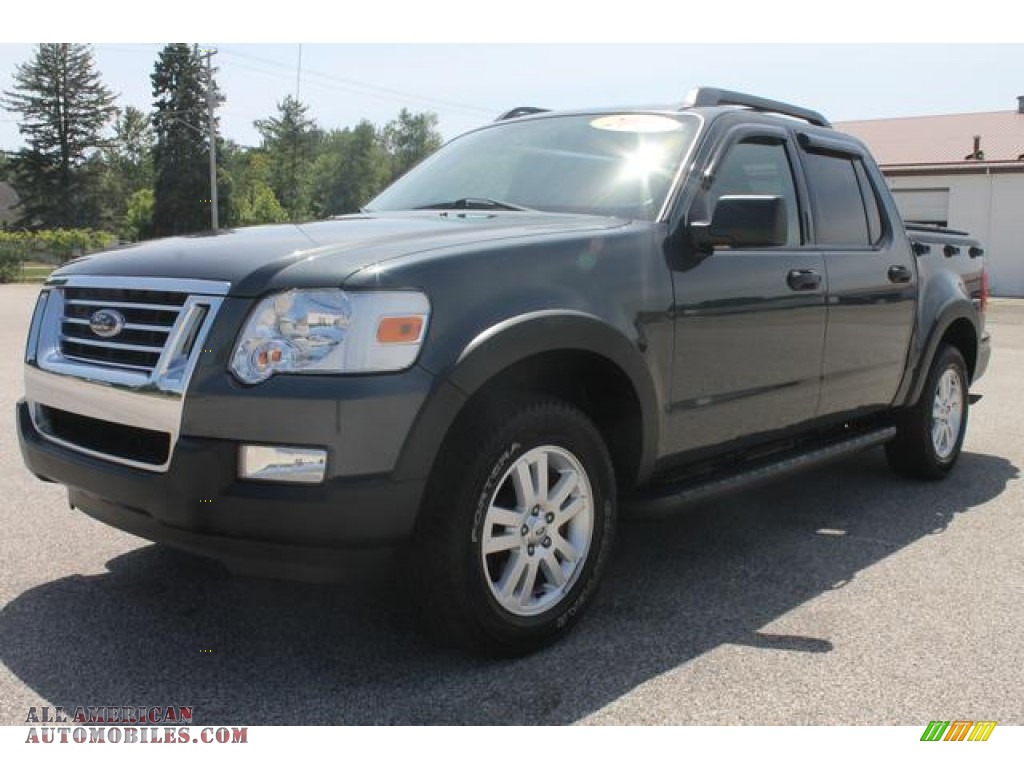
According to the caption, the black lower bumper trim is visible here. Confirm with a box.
[18,400,425,570]
[70,489,394,581]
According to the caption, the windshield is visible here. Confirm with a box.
[366,113,700,220]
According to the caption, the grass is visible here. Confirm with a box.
[16,261,55,283]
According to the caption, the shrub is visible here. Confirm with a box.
[0,229,117,282]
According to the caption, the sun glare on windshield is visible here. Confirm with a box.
[366,113,700,220]
[619,143,671,181]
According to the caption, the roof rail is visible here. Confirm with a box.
[682,87,831,128]
[495,107,550,122]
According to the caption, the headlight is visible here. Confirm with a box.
[230,289,429,384]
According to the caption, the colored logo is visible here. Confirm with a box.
[920,720,997,742]
[89,308,126,339]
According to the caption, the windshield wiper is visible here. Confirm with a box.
[414,197,534,212]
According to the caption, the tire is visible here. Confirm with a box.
[886,344,969,480]
[406,396,617,656]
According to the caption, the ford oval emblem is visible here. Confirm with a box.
[89,308,126,339]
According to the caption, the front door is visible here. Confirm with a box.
[664,129,827,457]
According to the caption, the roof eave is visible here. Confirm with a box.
[880,161,1024,175]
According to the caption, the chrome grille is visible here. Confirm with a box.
[27,276,230,471]
[59,287,188,374]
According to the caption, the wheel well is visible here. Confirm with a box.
[941,318,978,381]
[455,350,644,491]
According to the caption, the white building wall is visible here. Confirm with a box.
[888,171,1024,297]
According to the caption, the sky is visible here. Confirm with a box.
[0,0,1019,153]
[1,42,1023,154]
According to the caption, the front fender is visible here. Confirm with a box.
[392,311,661,485]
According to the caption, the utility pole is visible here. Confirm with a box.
[201,46,220,233]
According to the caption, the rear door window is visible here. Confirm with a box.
[802,150,881,248]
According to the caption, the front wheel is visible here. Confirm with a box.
[407,397,616,656]
[886,344,969,480]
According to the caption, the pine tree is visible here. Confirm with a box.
[254,95,321,220]
[99,106,156,239]
[151,44,226,236]
[1,44,116,229]
[105,105,155,194]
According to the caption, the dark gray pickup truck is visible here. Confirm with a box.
[18,88,990,654]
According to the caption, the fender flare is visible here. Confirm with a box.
[392,311,661,486]
[901,300,979,407]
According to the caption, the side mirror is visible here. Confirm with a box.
[690,195,788,251]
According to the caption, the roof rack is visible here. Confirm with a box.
[495,107,550,122]
[682,87,831,128]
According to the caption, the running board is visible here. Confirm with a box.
[623,426,897,517]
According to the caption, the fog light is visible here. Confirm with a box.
[239,445,327,484]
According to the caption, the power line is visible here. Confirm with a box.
[92,44,497,121]
[218,46,495,116]
[93,44,161,56]
[226,58,490,119]
[223,57,476,117]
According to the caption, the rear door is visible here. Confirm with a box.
[665,126,827,455]
[797,134,917,416]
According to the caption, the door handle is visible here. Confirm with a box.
[888,265,913,284]
[787,269,821,291]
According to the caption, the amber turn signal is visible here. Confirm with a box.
[376,316,424,344]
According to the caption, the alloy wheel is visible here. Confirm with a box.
[479,445,594,617]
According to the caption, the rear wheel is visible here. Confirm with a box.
[407,397,616,655]
[886,345,969,479]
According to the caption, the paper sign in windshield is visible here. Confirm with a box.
[590,115,683,133]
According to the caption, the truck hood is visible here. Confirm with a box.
[53,212,628,297]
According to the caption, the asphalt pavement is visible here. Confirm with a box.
[1,283,1021,725]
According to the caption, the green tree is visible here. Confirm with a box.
[1,44,117,229]
[151,44,227,236]
[382,108,442,182]
[309,122,390,217]
[104,105,155,193]
[235,181,288,226]
[223,148,288,226]
[254,95,321,220]
[122,188,154,241]
[97,106,156,237]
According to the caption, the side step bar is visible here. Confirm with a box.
[623,426,897,517]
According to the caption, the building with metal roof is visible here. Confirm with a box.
[837,98,1024,296]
